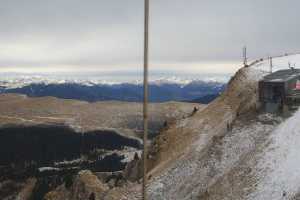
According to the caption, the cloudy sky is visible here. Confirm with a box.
[0,0,299,76]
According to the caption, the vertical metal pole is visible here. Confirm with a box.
[270,57,272,73]
[243,46,247,66]
[143,0,149,199]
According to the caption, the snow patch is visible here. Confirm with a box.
[248,109,300,200]
[38,167,60,172]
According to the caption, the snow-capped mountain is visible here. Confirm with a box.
[0,76,227,103]
[0,75,228,89]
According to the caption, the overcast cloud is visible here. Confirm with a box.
[0,0,299,74]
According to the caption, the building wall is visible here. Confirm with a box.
[259,81,285,113]
[259,73,300,113]
[285,76,300,95]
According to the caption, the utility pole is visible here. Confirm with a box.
[243,46,248,66]
[143,0,149,199]
[269,56,273,73]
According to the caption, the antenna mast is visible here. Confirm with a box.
[243,46,248,66]
[269,56,273,73]
[143,0,149,199]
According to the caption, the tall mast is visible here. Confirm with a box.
[143,0,149,199]
[243,46,248,66]
[269,56,273,73]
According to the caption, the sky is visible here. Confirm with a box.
[0,0,299,78]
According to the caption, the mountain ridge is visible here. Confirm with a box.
[0,81,225,103]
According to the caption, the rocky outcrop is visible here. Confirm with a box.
[45,168,149,200]
[148,67,262,175]
[72,170,109,200]
[123,153,143,182]
[16,178,37,200]
[45,170,109,200]
[0,178,37,200]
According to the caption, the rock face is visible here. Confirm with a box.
[123,153,143,182]
[72,171,109,200]
[16,178,37,200]
[45,170,109,200]
[0,178,37,200]
[45,170,138,200]
[148,66,262,176]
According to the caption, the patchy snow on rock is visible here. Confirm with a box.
[38,167,60,172]
[54,158,83,166]
[121,148,142,163]
[244,67,267,82]
[148,112,280,200]
[248,108,300,200]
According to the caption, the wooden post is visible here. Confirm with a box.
[143,0,149,199]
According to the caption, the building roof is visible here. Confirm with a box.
[262,69,300,83]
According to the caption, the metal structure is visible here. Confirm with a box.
[143,0,149,199]
[259,69,300,113]
[243,46,248,66]
[269,57,273,73]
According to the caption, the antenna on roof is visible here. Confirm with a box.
[243,46,248,67]
[288,62,295,71]
[269,56,273,73]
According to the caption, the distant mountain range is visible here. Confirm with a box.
[0,78,226,103]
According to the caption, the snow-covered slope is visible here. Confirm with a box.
[197,109,300,200]
[249,109,300,200]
